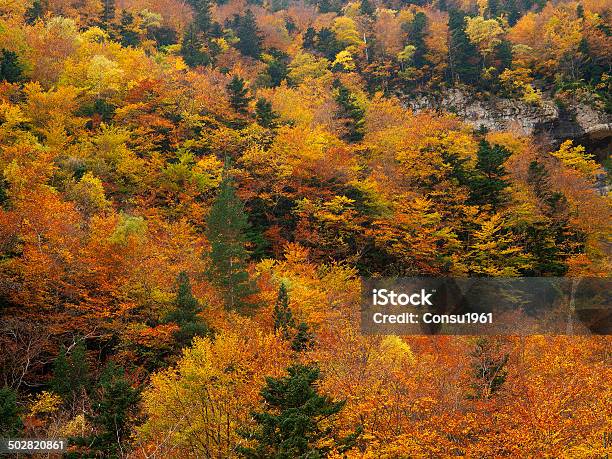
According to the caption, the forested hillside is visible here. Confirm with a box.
[0,0,610,457]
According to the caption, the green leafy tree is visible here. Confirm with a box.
[0,387,22,436]
[237,364,358,458]
[255,98,279,128]
[205,175,257,311]
[227,76,252,114]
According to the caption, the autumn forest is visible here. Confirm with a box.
[0,0,610,456]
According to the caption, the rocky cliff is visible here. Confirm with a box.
[404,89,611,162]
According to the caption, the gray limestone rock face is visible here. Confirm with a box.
[404,88,611,162]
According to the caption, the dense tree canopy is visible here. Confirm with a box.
[0,0,610,456]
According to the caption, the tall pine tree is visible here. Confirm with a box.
[205,174,257,311]
[101,0,115,29]
[447,10,481,84]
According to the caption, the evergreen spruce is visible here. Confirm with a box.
[205,175,257,311]
[467,140,511,210]
[0,387,22,436]
[447,10,481,84]
[265,49,289,87]
[335,83,365,142]
[87,362,139,456]
[315,28,342,60]
[0,50,23,83]
[291,322,314,352]
[101,0,116,28]
[119,11,140,47]
[233,10,263,59]
[25,0,45,24]
[165,271,210,347]
[405,12,428,69]
[359,0,375,17]
[194,0,213,34]
[181,24,209,67]
[237,364,357,458]
[521,160,585,275]
[303,27,316,49]
[273,283,294,338]
[51,342,90,404]
[255,98,279,128]
[227,76,252,114]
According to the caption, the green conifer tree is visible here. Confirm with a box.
[233,10,263,59]
[51,342,90,404]
[86,362,139,456]
[334,83,365,142]
[227,76,252,114]
[205,175,257,311]
[303,27,316,49]
[101,0,116,28]
[237,364,358,458]
[25,0,45,24]
[359,0,375,17]
[447,10,481,84]
[119,11,140,47]
[467,140,511,210]
[273,283,294,338]
[181,24,210,67]
[193,0,212,34]
[165,271,209,347]
[291,322,314,352]
[255,98,279,128]
[0,50,23,83]
[0,387,22,436]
